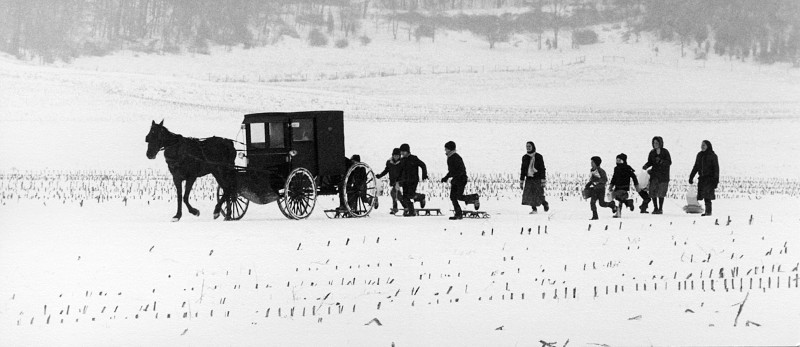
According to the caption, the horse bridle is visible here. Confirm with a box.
[147,127,180,152]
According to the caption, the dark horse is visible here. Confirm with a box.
[145,120,237,221]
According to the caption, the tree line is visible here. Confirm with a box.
[0,0,797,64]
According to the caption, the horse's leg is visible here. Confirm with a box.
[221,171,235,221]
[172,177,183,222]
[184,177,200,217]
[212,171,228,220]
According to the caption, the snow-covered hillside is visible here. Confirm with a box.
[1,23,799,346]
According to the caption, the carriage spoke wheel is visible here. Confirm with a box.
[217,186,248,220]
[344,162,377,218]
[278,168,317,220]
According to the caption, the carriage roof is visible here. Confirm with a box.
[242,110,343,124]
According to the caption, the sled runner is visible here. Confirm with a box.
[395,208,443,216]
[452,210,491,219]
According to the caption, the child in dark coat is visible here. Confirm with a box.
[609,153,639,218]
[376,148,402,214]
[586,156,617,220]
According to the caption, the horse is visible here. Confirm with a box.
[145,120,237,221]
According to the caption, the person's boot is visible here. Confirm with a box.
[625,199,634,211]
[638,191,650,213]
[530,207,538,214]
[471,195,481,210]
[702,200,712,216]
[590,210,599,220]
[449,212,463,220]
[415,194,426,209]
[404,207,416,217]
[542,201,550,212]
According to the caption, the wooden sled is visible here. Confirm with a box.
[323,207,366,219]
[395,208,443,216]
[453,210,492,219]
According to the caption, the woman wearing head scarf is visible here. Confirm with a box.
[689,140,719,216]
[643,136,672,214]
[520,141,549,213]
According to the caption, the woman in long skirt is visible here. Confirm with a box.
[643,136,672,214]
[689,140,719,216]
[520,141,549,213]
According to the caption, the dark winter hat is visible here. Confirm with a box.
[399,143,410,152]
[616,153,627,163]
[445,141,456,151]
[591,156,602,166]
[392,148,401,156]
[350,154,361,162]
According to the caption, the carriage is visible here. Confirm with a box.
[216,111,379,220]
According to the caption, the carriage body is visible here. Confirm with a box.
[219,111,377,220]
[243,111,345,186]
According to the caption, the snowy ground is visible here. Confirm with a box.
[1,197,799,346]
[1,22,800,346]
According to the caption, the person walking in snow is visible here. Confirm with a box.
[376,148,403,214]
[586,156,616,220]
[441,141,480,220]
[643,136,671,214]
[520,141,549,214]
[689,140,720,216]
[609,153,640,218]
[397,143,428,217]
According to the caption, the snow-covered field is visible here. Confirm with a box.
[2,23,800,345]
[1,197,799,346]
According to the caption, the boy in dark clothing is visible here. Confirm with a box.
[397,143,428,216]
[586,156,617,220]
[609,153,639,218]
[441,141,480,220]
[376,148,402,214]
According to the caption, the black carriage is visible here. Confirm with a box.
[216,111,378,220]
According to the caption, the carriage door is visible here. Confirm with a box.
[290,119,317,175]
[247,120,290,173]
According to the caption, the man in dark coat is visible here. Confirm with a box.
[397,143,428,216]
[441,141,480,220]
[689,140,720,216]
[609,153,639,218]
[643,136,671,214]
[376,148,402,214]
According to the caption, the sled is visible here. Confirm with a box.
[396,208,443,216]
[457,210,491,219]
[324,208,357,219]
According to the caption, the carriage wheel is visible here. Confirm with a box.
[344,162,378,218]
[216,186,249,220]
[278,168,317,220]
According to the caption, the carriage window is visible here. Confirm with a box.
[292,119,313,142]
[249,123,266,149]
[268,122,285,148]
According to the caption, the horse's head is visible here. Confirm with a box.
[145,120,167,159]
